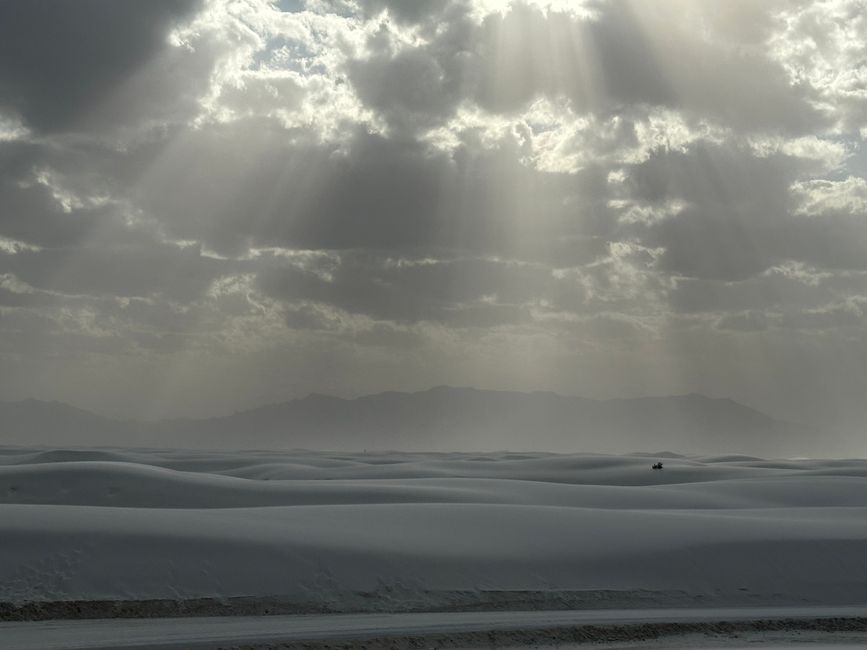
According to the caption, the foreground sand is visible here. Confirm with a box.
[1,447,866,615]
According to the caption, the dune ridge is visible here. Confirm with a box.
[1,447,866,616]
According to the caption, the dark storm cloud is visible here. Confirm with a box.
[347,0,825,135]
[781,214,867,272]
[0,0,204,133]
[348,47,463,133]
[133,119,609,264]
[0,241,233,301]
[670,269,867,318]
[135,123,451,255]
[623,142,867,281]
[357,0,453,24]
[0,182,109,248]
[0,139,235,302]
[0,135,173,249]
[257,252,587,326]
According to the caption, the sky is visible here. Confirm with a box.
[0,0,866,431]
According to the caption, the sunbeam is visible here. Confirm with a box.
[0,0,865,438]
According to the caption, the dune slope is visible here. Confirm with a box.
[1,448,866,611]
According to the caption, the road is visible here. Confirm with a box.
[2,606,866,649]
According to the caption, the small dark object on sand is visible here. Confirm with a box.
[651,462,663,470]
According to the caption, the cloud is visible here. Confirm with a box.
[0,0,207,133]
[346,0,826,136]
[769,0,867,136]
[0,241,233,301]
[0,0,866,431]
[356,0,453,24]
[256,252,553,325]
[620,139,867,280]
[716,311,769,332]
[129,118,610,265]
[792,176,867,216]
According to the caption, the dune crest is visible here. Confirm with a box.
[1,447,866,614]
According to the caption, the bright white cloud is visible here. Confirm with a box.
[792,176,867,216]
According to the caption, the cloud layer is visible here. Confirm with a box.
[0,0,866,433]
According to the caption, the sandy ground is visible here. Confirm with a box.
[2,447,867,611]
[1,447,866,647]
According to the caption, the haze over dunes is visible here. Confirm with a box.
[0,386,841,456]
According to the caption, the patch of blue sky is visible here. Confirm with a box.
[275,0,305,13]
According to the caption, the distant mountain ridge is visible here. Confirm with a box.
[0,386,827,456]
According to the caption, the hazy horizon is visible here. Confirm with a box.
[1,0,866,450]
[0,383,811,426]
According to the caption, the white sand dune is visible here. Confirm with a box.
[1,447,866,610]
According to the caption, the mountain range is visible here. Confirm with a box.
[0,386,830,456]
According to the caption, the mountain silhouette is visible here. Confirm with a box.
[0,386,826,456]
